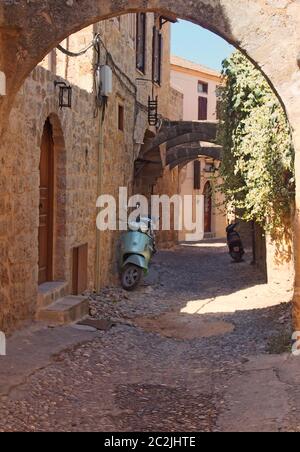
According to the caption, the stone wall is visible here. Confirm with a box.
[178,159,227,242]
[0,66,99,332]
[0,14,183,332]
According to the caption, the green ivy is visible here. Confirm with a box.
[218,52,295,234]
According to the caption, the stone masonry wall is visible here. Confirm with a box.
[0,66,98,332]
[0,14,183,331]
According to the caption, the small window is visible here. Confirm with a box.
[205,162,214,173]
[136,13,147,73]
[152,26,163,85]
[118,104,124,132]
[198,81,208,94]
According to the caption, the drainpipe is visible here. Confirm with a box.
[95,107,104,293]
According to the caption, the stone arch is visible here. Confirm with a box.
[203,180,213,234]
[141,121,218,157]
[166,132,217,151]
[203,180,212,196]
[134,129,164,198]
[39,113,67,282]
[1,0,299,127]
[166,143,222,168]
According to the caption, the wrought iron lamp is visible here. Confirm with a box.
[54,81,72,109]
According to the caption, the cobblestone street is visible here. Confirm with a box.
[0,241,299,432]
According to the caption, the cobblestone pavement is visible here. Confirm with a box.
[0,241,297,432]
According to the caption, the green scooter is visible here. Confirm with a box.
[119,217,156,291]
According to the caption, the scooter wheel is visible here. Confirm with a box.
[121,264,143,291]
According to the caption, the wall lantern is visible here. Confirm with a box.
[54,81,72,109]
[136,77,160,128]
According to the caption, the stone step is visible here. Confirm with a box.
[37,281,69,309]
[36,295,89,325]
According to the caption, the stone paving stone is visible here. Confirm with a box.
[0,242,295,432]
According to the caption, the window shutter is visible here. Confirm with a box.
[194,161,201,190]
[198,96,208,120]
[136,13,146,73]
[152,27,162,84]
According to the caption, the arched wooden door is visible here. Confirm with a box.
[204,182,212,234]
[38,119,54,285]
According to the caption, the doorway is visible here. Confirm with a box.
[204,181,212,234]
[38,119,54,285]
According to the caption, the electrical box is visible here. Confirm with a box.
[100,65,113,96]
[0,71,6,96]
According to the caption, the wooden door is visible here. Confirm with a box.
[204,182,212,233]
[198,96,208,120]
[38,120,54,285]
[72,244,88,295]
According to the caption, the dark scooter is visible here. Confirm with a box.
[226,222,245,263]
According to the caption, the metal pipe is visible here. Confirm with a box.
[95,108,104,293]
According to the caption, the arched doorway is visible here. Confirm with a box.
[38,114,67,286]
[39,119,54,285]
[203,181,212,234]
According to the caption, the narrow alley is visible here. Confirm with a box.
[0,242,297,433]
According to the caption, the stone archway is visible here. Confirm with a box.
[141,121,218,157]
[0,1,299,127]
[203,181,212,234]
[0,0,300,328]
[166,143,222,168]
[134,130,164,199]
[46,113,67,282]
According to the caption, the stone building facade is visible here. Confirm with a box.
[0,13,182,332]
[171,56,227,241]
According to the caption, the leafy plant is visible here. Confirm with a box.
[218,52,295,235]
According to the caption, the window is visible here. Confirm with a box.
[136,13,146,73]
[198,81,208,94]
[198,96,208,120]
[205,161,214,173]
[194,161,201,190]
[118,104,124,132]
[152,26,163,85]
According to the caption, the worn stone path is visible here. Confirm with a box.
[0,241,299,432]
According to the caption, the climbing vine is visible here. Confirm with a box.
[218,51,295,235]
